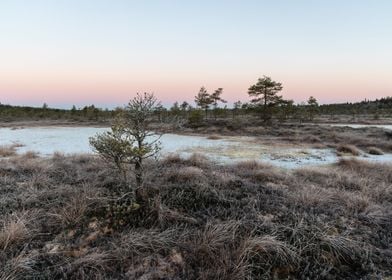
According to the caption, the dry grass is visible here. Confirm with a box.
[240,235,299,278]
[234,159,273,170]
[0,251,37,279]
[368,146,384,155]
[185,153,210,167]
[166,166,205,183]
[336,144,361,156]
[0,154,391,279]
[49,194,90,228]
[21,151,39,159]
[162,153,183,164]
[302,135,322,143]
[0,145,17,157]
[233,160,286,183]
[206,134,222,140]
[0,213,31,250]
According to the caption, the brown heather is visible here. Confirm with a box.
[0,150,391,279]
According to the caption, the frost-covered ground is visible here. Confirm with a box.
[1,126,392,168]
[325,123,392,130]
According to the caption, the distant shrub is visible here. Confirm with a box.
[336,144,361,156]
[186,153,209,167]
[11,143,25,148]
[22,151,39,159]
[0,145,17,157]
[188,110,204,127]
[207,134,222,140]
[167,166,204,183]
[52,151,65,159]
[235,160,272,171]
[162,153,183,164]
[303,135,321,143]
[368,147,384,155]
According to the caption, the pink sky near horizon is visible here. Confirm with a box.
[1,69,391,108]
[1,43,390,108]
[1,80,390,108]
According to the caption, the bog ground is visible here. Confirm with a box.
[0,152,392,279]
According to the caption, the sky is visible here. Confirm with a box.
[0,0,391,108]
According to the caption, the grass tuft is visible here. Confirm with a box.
[0,145,17,157]
[206,134,222,140]
[367,146,384,155]
[0,213,31,250]
[336,144,361,156]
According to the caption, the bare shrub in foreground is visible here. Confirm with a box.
[90,92,161,196]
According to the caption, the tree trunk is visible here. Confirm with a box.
[262,93,268,121]
[135,158,143,187]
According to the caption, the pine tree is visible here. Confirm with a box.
[248,76,283,121]
[194,87,212,120]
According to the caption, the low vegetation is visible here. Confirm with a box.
[1,92,391,279]
[0,144,21,157]
[0,146,15,158]
[336,144,361,156]
[368,147,384,155]
[206,134,222,140]
[2,79,392,126]
[0,152,391,279]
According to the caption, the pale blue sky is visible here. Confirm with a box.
[0,0,391,107]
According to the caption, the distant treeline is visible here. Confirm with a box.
[1,97,391,124]
[0,104,114,122]
[1,76,391,124]
[318,97,392,115]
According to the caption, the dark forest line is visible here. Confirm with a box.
[1,96,391,124]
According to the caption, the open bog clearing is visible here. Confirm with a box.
[1,126,392,168]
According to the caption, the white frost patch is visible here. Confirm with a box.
[325,124,392,130]
[1,126,392,169]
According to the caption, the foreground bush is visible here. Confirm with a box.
[0,153,391,279]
